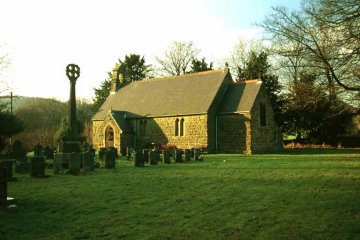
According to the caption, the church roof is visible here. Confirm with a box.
[218,80,262,114]
[93,68,231,120]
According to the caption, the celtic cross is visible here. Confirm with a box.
[66,63,80,139]
[66,64,80,82]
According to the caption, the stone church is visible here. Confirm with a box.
[92,66,282,154]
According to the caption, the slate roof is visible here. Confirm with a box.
[218,80,262,114]
[110,111,132,133]
[93,69,230,120]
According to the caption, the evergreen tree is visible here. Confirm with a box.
[118,54,151,83]
[189,58,213,73]
[92,73,112,113]
[240,51,284,126]
[0,107,24,151]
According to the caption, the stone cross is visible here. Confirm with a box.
[66,64,80,139]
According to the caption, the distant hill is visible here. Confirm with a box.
[0,95,65,112]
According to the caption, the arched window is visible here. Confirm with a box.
[260,102,266,126]
[180,118,185,136]
[175,118,179,136]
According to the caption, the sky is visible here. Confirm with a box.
[0,0,301,101]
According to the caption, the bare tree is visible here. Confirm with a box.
[0,43,11,95]
[260,0,360,91]
[155,41,200,76]
[226,39,265,81]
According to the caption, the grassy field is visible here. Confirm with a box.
[1,149,359,239]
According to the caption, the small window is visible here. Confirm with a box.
[180,118,185,136]
[260,102,266,126]
[175,118,179,136]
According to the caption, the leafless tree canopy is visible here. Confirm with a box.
[260,0,360,91]
[156,41,200,76]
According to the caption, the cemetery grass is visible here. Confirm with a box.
[1,150,360,240]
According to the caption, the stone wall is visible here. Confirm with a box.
[207,71,233,153]
[217,114,246,153]
[250,87,282,153]
[92,115,121,152]
[132,114,209,149]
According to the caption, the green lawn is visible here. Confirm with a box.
[1,150,360,239]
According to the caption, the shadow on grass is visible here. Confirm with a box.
[280,148,360,155]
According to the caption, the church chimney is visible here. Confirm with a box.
[119,72,124,84]
[110,63,120,95]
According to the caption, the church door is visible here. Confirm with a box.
[105,126,115,148]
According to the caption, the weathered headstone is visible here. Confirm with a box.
[126,147,133,160]
[68,152,81,175]
[105,149,116,169]
[134,150,144,167]
[0,159,14,181]
[162,150,171,164]
[44,146,55,160]
[184,149,191,162]
[83,151,94,171]
[53,153,64,174]
[143,149,149,164]
[99,148,106,160]
[175,149,183,163]
[30,156,45,177]
[0,168,7,207]
[194,149,202,161]
[34,143,43,156]
[149,150,159,165]
[190,148,195,158]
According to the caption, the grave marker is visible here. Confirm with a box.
[0,168,7,207]
[30,156,45,177]
[68,152,81,174]
[184,149,191,162]
[105,149,116,169]
[162,150,171,164]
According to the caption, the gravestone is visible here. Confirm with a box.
[194,149,202,161]
[44,146,55,160]
[126,147,133,160]
[190,148,195,158]
[99,148,106,160]
[58,64,82,154]
[83,151,94,171]
[134,150,144,167]
[11,140,29,173]
[162,150,171,164]
[34,143,43,156]
[53,153,64,174]
[105,149,116,169]
[68,152,80,174]
[184,149,191,162]
[149,150,159,165]
[0,168,7,207]
[30,156,45,177]
[143,149,149,164]
[175,149,183,163]
[0,159,14,181]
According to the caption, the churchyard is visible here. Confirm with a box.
[0,149,359,239]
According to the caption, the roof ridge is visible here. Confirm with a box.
[135,68,227,84]
[231,79,261,85]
